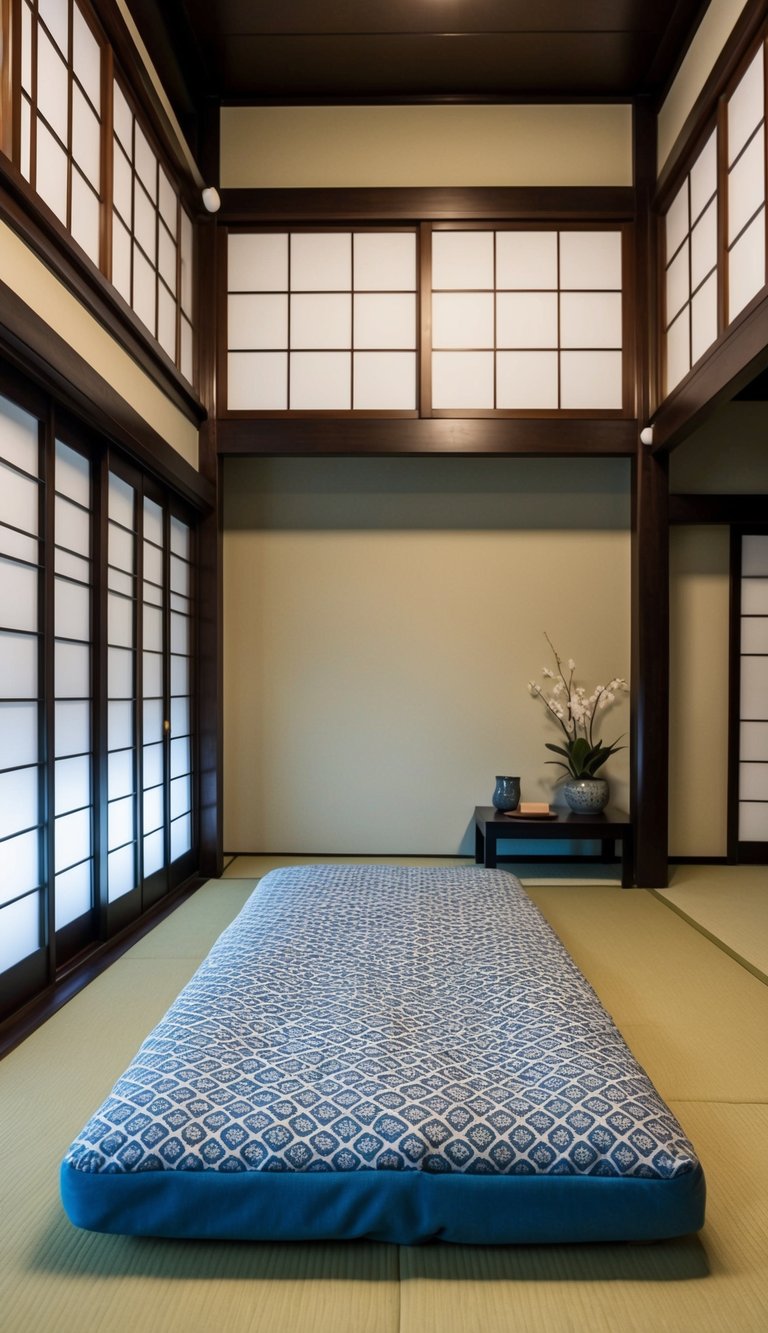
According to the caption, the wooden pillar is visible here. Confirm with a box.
[631,99,670,887]
[196,99,223,878]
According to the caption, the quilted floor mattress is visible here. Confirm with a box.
[61,865,705,1244]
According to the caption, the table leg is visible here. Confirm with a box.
[601,837,614,864]
[475,823,484,865]
[621,831,634,888]
[485,829,497,869]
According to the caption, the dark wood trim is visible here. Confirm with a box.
[655,1,768,207]
[632,99,669,889]
[670,494,768,524]
[0,0,14,160]
[42,408,56,979]
[216,416,637,457]
[727,526,742,862]
[667,854,730,864]
[0,162,205,423]
[418,220,432,417]
[651,288,768,452]
[734,840,768,864]
[0,874,207,1060]
[0,279,213,510]
[219,186,635,225]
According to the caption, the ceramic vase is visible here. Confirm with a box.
[492,776,521,812]
[563,778,609,813]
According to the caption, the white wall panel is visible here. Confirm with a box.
[738,800,768,840]
[741,720,768,759]
[560,292,622,348]
[228,294,288,350]
[33,120,67,222]
[73,5,100,107]
[0,829,38,901]
[743,534,768,574]
[55,807,91,871]
[728,127,765,242]
[496,351,558,408]
[353,232,416,290]
[37,28,68,140]
[740,653,768,717]
[107,843,135,901]
[690,200,718,289]
[291,232,351,291]
[291,293,351,349]
[55,861,91,929]
[72,87,100,185]
[290,352,351,409]
[353,352,416,409]
[0,893,39,971]
[432,292,494,348]
[690,129,717,221]
[560,230,622,289]
[55,755,91,814]
[0,766,37,840]
[55,641,90,697]
[0,560,37,632]
[666,181,689,259]
[496,231,557,289]
[432,351,494,408]
[228,352,287,410]
[228,235,290,295]
[728,46,765,164]
[729,211,766,320]
[353,294,416,349]
[0,701,37,769]
[55,578,90,641]
[691,272,718,365]
[432,231,494,289]
[560,351,622,408]
[0,396,38,475]
[0,462,38,535]
[496,292,558,349]
[0,632,37,697]
[70,172,100,263]
[666,240,690,323]
[666,308,690,391]
[739,762,768,800]
[56,700,90,756]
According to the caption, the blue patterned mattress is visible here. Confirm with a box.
[61,865,705,1244]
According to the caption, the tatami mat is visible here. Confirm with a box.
[1,864,767,1333]
[652,864,768,984]
[222,853,621,886]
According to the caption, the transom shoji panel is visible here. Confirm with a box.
[20,0,103,264]
[227,230,418,411]
[664,130,719,394]
[662,38,768,400]
[738,534,768,844]
[112,79,194,381]
[0,395,43,976]
[431,229,624,411]
[727,45,767,324]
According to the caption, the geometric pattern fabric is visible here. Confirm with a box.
[65,866,698,1183]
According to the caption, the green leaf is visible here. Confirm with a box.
[544,743,572,760]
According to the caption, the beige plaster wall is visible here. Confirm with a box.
[669,526,731,858]
[658,0,750,175]
[220,104,633,189]
[0,221,199,467]
[223,457,631,855]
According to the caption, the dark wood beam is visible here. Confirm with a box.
[220,186,635,225]
[670,493,768,523]
[217,417,637,457]
[632,99,669,888]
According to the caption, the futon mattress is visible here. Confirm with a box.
[61,865,705,1244]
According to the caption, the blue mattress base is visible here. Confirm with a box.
[61,1158,705,1245]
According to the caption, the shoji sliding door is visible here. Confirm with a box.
[733,532,768,862]
[106,463,196,932]
[0,392,46,1012]
[0,380,198,1022]
[54,437,96,964]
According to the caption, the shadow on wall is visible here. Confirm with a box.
[223,456,632,533]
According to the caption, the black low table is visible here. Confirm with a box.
[474,805,634,887]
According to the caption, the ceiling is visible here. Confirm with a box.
[127,1,710,134]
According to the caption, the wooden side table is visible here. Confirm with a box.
[474,805,634,887]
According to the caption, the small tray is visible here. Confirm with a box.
[503,809,558,819]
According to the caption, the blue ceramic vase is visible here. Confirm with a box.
[492,776,521,811]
